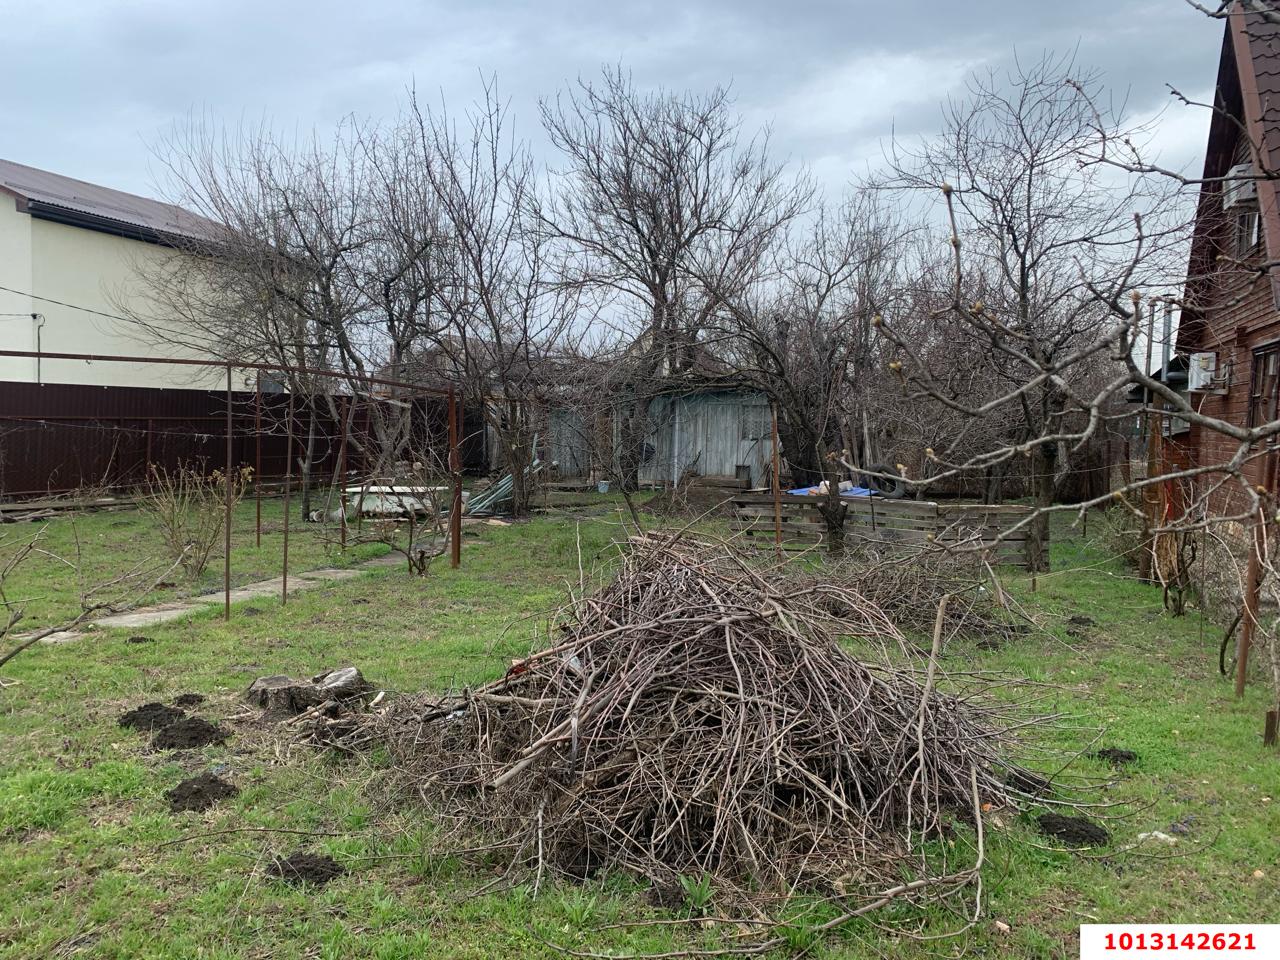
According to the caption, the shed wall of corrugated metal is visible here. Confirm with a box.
[548,408,591,478]
[638,391,770,487]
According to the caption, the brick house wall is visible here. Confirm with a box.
[1171,6,1280,525]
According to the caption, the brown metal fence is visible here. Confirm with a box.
[0,380,485,498]
[0,348,474,621]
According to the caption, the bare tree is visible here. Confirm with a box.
[537,68,806,492]
[879,52,1184,568]
[393,83,583,517]
[707,193,908,550]
[122,119,377,518]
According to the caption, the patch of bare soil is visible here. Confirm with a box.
[265,852,345,886]
[172,693,206,708]
[1037,812,1109,846]
[1006,768,1052,797]
[1092,747,1138,767]
[153,717,228,750]
[119,703,185,731]
[166,773,239,812]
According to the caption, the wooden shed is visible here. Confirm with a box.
[637,390,773,488]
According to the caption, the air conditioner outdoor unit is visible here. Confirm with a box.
[1188,351,1224,392]
[1223,162,1258,209]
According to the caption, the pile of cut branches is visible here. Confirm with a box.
[361,534,1045,930]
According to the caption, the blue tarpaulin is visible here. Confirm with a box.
[787,485,878,498]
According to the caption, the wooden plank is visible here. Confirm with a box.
[733,503,939,526]
[741,520,940,535]
[731,495,941,517]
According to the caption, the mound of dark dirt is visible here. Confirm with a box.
[1005,768,1052,796]
[1036,813,1109,846]
[1066,615,1096,627]
[1092,748,1138,767]
[165,773,239,813]
[265,852,345,886]
[172,693,207,708]
[152,717,228,750]
[119,703,185,731]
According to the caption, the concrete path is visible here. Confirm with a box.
[41,552,406,642]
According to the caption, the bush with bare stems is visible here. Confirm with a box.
[340,534,1061,948]
[137,463,251,579]
[346,449,452,577]
[812,544,1032,645]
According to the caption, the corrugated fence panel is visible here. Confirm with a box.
[0,381,475,499]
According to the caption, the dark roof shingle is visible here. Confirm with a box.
[0,157,214,243]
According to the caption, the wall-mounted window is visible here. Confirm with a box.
[1234,208,1261,258]
[1248,344,1280,427]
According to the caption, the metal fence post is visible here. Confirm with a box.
[255,371,262,548]
[224,363,233,622]
[283,391,294,605]
[449,387,462,569]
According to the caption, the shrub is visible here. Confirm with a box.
[138,463,251,578]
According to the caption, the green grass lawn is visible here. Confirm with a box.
[0,506,1277,959]
[1,497,392,631]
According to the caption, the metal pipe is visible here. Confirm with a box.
[0,348,453,396]
[671,396,680,486]
[1161,297,1175,440]
[254,372,262,549]
[449,387,462,569]
[33,313,44,384]
[338,395,349,551]
[771,406,782,559]
[1160,297,1174,381]
[224,364,233,622]
[283,391,294,605]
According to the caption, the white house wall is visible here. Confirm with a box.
[0,198,214,389]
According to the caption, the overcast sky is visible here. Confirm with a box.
[0,0,1224,201]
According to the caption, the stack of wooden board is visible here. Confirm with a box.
[730,494,1046,569]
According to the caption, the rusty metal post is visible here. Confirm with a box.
[254,372,262,548]
[449,387,462,569]
[1237,519,1263,698]
[224,364,233,622]
[337,395,349,550]
[771,406,782,559]
[283,391,294,605]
